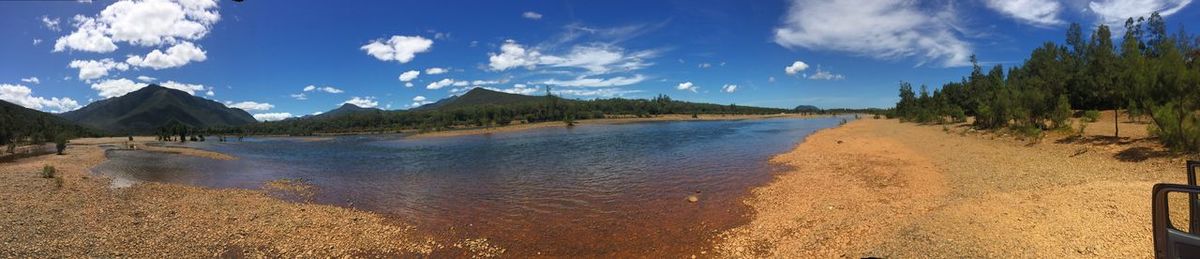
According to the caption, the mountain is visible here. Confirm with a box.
[0,100,98,138]
[315,103,383,118]
[413,88,545,111]
[60,85,257,134]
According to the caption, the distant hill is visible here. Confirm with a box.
[794,105,821,113]
[60,85,257,134]
[315,103,384,118]
[0,100,99,140]
[414,88,544,111]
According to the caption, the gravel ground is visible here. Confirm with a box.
[718,117,1195,258]
[0,137,454,257]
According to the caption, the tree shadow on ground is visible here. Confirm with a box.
[1114,146,1173,162]
[1055,135,1138,146]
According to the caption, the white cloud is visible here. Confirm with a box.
[227,101,273,111]
[676,81,698,92]
[554,88,641,97]
[541,75,646,87]
[20,77,40,84]
[426,78,455,90]
[54,0,220,53]
[33,39,43,45]
[774,0,971,67]
[721,84,738,93]
[807,66,845,80]
[487,40,655,74]
[1088,0,1193,28]
[488,40,540,71]
[136,75,156,82]
[69,59,129,80]
[785,60,809,75]
[125,41,207,69]
[523,11,543,20]
[404,82,414,88]
[408,95,432,108]
[253,112,293,121]
[89,78,147,98]
[205,89,214,96]
[698,63,712,69]
[342,96,378,108]
[360,35,433,63]
[290,93,307,100]
[768,76,776,83]
[0,84,81,113]
[159,80,206,95]
[985,0,1063,27]
[41,16,61,31]
[398,70,420,82]
[424,67,448,75]
[303,85,343,94]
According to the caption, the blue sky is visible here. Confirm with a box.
[1,0,1197,121]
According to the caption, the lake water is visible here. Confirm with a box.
[92,117,843,257]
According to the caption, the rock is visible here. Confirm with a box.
[687,195,699,203]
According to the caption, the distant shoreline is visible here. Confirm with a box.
[409,113,828,139]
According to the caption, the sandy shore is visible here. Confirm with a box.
[412,113,822,138]
[0,137,501,257]
[718,115,1194,257]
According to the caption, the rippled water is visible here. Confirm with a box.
[93,117,843,257]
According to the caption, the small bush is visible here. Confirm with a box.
[1014,125,1043,140]
[54,134,68,155]
[41,165,56,179]
[1082,110,1101,123]
[873,114,881,119]
[1149,103,1200,152]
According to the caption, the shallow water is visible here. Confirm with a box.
[93,117,842,257]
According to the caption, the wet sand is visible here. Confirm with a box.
[411,113,819,138]
[0,137,459,257]
[718,115,1194,257]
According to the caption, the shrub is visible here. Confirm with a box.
[54,134,68,155]
[1013,125,1043,141]
[41,165,56,178]
[1082,110,1101,123]
[873,114,881,119]
[1149,102,1200,152]
[1050,95,1072,129]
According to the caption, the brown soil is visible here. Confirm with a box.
[718,116,1195,258]
[0,138,461,257]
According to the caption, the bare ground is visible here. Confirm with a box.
[718,116,1194,258]
[0,137,459,257]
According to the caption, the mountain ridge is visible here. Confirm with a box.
[60,85,257,134]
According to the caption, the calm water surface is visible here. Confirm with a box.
[93,117,843,257]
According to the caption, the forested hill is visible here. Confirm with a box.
[413,87,544,111]
[0,100,99,146]
[242,88,791,135]
[61,85,257,135]
[315,103,384,119]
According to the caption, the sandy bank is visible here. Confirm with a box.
[411,113,822,138]
[718,117,1193,257]
[0,137,486,257]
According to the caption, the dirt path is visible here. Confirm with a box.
[719,118,1190,258]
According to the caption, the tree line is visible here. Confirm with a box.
[231,94,790,136]
[892,12,1200,152]
[0,102,99,154]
